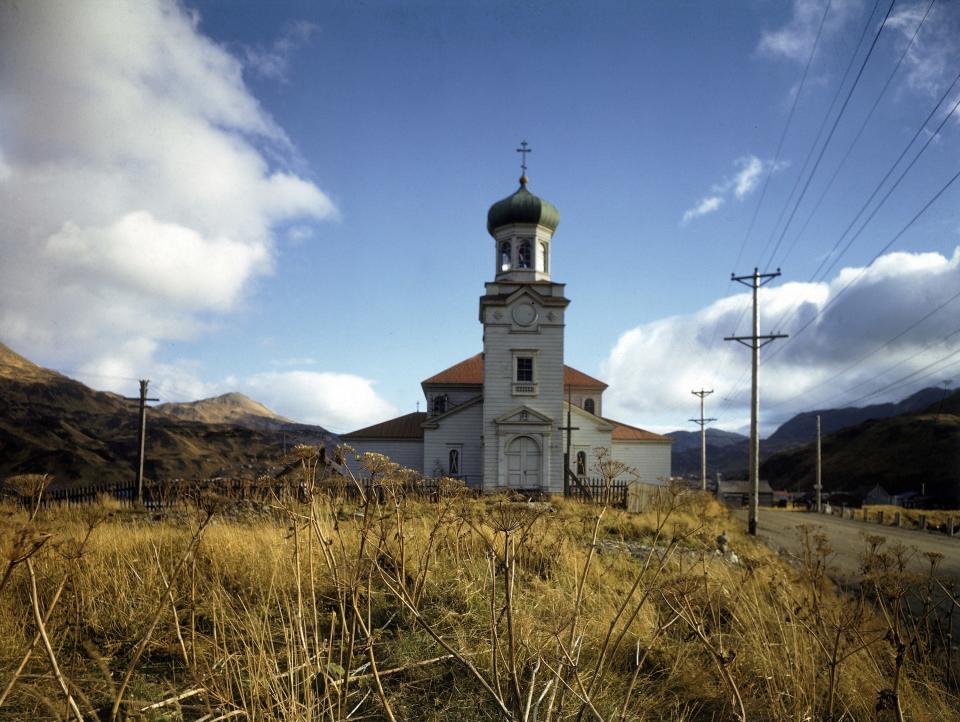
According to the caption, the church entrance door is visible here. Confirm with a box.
[506,435,541,486]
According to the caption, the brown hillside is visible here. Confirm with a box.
[155,392,292,429]
[0,342,337,488]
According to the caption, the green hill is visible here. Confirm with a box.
[760,390,960,505]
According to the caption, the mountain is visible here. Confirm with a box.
[0,342,338,488]
[765,387,949,446]
[761,390,960,505]
[669,386,953,479]
[155,393,292,429]
[666,428,748,454]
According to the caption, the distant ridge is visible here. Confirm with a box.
[155,392,292,430]
[0,341,338,488]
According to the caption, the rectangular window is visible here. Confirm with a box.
[516,357,533,382]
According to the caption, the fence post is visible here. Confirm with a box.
[949,517,956,537]
[894,512,901,528]
[919,514,927,531]
[877,510,884,525]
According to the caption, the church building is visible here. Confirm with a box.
[343,164,671,493]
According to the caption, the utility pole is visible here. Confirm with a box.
[689,389,716,492]
[125,380,159,505]
[725,268,787,536]
[815,415,822,513]
[558,384,579,496]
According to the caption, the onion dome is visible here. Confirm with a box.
[486,176,560,236]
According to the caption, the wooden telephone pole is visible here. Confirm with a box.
[815,414,822,513]
[690,389,716,491]
[125,380,159,505]
[725,268,787,536]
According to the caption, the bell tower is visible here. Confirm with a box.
[479,144,568,493]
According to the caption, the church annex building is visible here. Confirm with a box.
[343,168,671,494]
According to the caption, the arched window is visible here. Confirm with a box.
[517,240,532,269]
[584,398,595,415]
[540,241,549,273]
[432,395,447,414]
[500,241,512,271]
[448,448,460,476]
[576,451,587,477]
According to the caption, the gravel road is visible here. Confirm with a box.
[736,509,960,585]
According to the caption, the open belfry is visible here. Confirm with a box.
[344,145,671,492]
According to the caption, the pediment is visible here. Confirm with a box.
[565,401,614,431]
[494,405,554,426]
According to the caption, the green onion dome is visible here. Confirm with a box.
[486,176,560,236]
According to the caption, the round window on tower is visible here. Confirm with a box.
[500,241,511,271]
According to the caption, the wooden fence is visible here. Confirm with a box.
[565,477,631,507]
[7,475,654,511]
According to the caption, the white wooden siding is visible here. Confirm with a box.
[344,440,424,476]
[481,288,566,492]
[611,441,671,485]
[423,401,484,487]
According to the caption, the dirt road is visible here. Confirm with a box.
[736,509,960,585]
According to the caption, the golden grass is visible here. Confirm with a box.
[0,467,956,721]
[862,504,959,529]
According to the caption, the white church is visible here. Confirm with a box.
[343,164,671,494]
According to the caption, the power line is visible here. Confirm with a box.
[766,162,960,363]
[720,160,960,411]
[704,0,835,356]
[816,326,960,409]
[767,285,960,410]
[755,0,886,271]
[776,0,938,268]
[763,0,897,269]
[764,68,960,342]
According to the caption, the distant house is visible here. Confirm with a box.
[717,479,774,507]
[864,484,893,506]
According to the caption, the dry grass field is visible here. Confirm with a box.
[0,454,958,721]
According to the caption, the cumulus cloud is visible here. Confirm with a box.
[681,156,783,225]
[603,248,960,434]
[242,371,399,431]
[758,0,861,63]
[0,1,335,371]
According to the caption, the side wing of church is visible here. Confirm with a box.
[343,169,671,492]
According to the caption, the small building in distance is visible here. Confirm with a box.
[717,479,774,508]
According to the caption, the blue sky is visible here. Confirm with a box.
[2,0,959,435]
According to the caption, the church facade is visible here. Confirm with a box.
[343,171,671,493]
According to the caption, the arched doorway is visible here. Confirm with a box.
[506,435,541,486]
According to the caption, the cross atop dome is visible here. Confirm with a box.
[516,140,531,184]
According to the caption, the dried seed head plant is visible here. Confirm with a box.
[0,454,957,721]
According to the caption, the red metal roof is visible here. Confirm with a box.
[341,412,426,440]
[422,353,608,389]
[604,418,672,443]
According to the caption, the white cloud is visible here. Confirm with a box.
[242,371,398,431]
[76,350,396,432]
[682,196,724,224]
[732,156,764,199]
[0,1,336,373]
[682,155,784,224]
[244,20,319,83]
[603,247,960,433]
[758,0,861,63]
[887,2,960,97]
